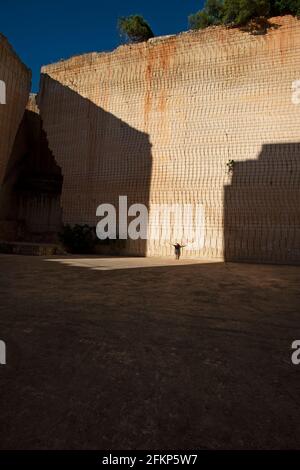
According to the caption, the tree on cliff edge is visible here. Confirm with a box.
[223,0,270,25]
[189,0,300,30]
[189,0,224,29]
[270,0,300,16]
[118,15,154,43]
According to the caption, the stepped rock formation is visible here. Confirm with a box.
[0,34,31,184]
[14,94,63,239]
[0,93,63,241]
[39,16,300,263]
[0,39,61,241]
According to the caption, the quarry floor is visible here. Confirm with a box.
[0,254,299,450]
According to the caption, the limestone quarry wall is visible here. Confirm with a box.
[39,16,300,263]
[15,94,63,239]
[0,34,31,185]
[0,92,63,241]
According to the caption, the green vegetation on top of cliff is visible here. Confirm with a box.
[118,15,154,43]
[189,0,300,29]
[189,0,224,29]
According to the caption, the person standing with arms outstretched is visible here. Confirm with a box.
[171,242,186,260]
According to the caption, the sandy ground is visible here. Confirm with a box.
[0,254,299,450]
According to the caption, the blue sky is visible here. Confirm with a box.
[1,0,205,91]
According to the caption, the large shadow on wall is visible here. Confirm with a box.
[0,104,63,242]
[224,143,300,265]
[38,75,153,256]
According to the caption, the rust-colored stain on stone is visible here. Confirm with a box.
[144,38,177,125]
[144,61,153,127]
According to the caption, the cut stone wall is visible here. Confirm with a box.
[0,34,31,184]
[39,16,300,263]
[15,94,63,239]
[0,92,63,241]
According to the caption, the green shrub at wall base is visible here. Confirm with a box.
[58,224,97,254]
